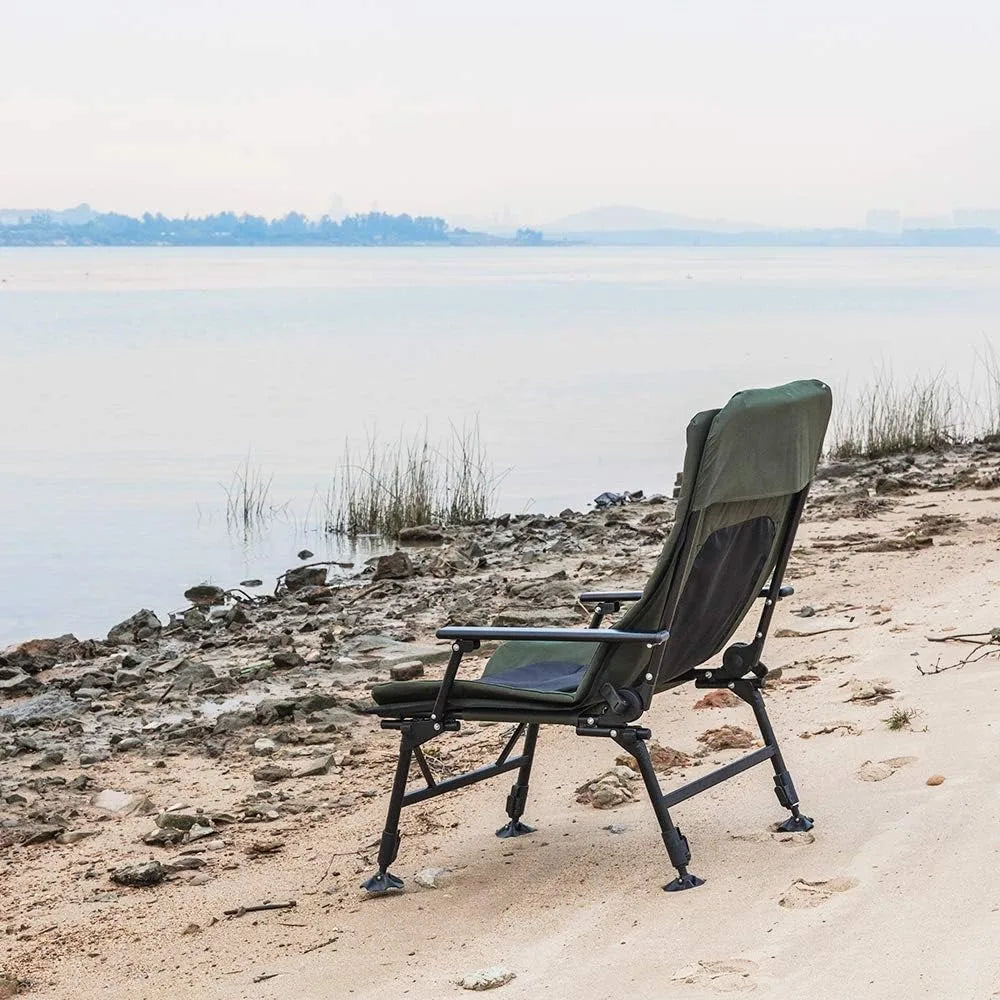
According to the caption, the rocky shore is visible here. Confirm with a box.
[2,443,1000,999]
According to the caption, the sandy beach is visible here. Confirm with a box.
[3,446,1000,999]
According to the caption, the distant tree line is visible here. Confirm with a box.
[0,210,476,246]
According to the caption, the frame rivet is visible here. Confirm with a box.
[452,642,460,651]
[645,673,653,682]
[587,717,595,726]
[757,632,763,639]
[434,723,441,731]
[430,713,437,720]
[705,671,713,679]
[610,729,618,738]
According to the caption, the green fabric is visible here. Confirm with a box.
[690,379,832,510]
[371,677,579,707]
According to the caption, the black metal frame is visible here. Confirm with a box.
[362,486,813,896]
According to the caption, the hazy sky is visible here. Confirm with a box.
[2,0,999,226]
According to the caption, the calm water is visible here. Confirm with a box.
[1,246,998,645]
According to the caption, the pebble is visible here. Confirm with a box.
[460,967,516,991]
[926,774,945,786]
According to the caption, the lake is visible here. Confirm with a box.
[1,245,998,646]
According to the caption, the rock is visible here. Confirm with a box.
[272,650,305,670]
[155,657,218,689]
[926,774,945,786]
[372,551,414,581]
[427,546,476,578]
[293,754,336,778]
[113,668,145,688]
[459,965,517,990]
[55,829,99,845]
[414,867,449,889]
[696,726,756,751]
[142,827,184,846]
[398,525,446,543]
[284,566,328,591]
[253,764,293,783]
[815,462,857,480]
[4,634,81,673]
[846,678,896,703]
[0,671,41,696]
[111,860,167,887]
[240,579,263,588]
[874,476,909,495]
[184,584,226,607]
[297,549,314,560]
[491,608,582,628]
[107,609,162,644]
[0,974,28,998]
[615,742,691,773]
[183,608,208,630]
[575,766,638,808]
[251,738,277,756]
[113,736,143,752]
[0,691,79,728]
[91,789,154,815]
[603,824,628,834]
[794,605,817,618]
[389,661,424,681]
[693,690,739,710]
[459,967,516,991]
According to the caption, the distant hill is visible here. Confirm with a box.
[543,204,763,234]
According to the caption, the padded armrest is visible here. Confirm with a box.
[578,591,644,604]
[436,625,668,645]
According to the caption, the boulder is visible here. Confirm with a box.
[372,551,414,581]
[183,584,226,607]
[398,524,446,543]
[284,566,328,591]
[107,610,162,645]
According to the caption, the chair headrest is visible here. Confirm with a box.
[690,379,832,510]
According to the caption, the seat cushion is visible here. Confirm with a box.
[479,659,588,693]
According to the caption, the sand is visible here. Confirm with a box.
[3,456,1000,999]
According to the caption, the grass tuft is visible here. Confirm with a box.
[829,371,958,460]
[325,421,503,538]
[222,456,281,535]
[883,706,920,731]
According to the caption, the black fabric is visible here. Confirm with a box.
[661,515,776,673]
[477,659,589,694]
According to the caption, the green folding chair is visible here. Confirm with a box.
[363,379,832,894]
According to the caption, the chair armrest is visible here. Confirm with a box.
[436,625,668,645]
[578,591,644,604]
[759,585,794,600]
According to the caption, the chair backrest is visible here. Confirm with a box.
[580,379,832,700]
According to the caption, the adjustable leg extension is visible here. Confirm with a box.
[613,729,704,892]
[741,683,814,833]
[361,731,413,895]
[497,724,539,838]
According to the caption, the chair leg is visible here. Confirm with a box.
[361,733,413,894]
[744,685,814,832]
[616,731,704,891]
[496,723,539,838]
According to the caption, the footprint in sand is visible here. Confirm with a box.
[856,756,917,781]
[671,959,759,993]
[779,877,858,908]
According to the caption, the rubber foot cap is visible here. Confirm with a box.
[361,871,404,895]
[664,873,705,892]
[496,820,536,839]
[776,814,814,833]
